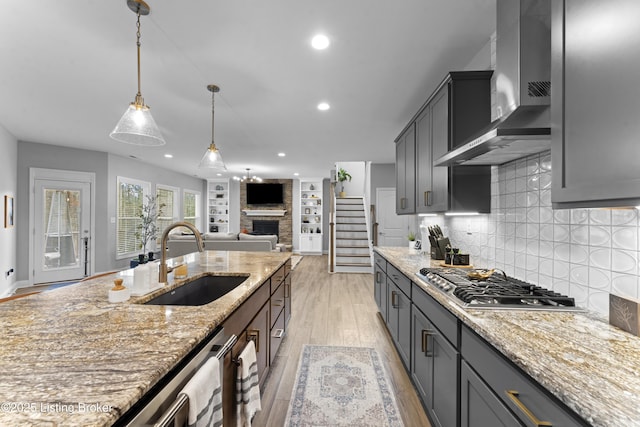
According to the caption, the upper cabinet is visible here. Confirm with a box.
[397,71,493,215]
[396,124,416,214]
[551,0,640,208]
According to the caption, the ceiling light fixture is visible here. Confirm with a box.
[234,168,262,183]
[278,152,286,157]
[317,102,330,111]
[311,34,330,50]
[198,84,227,170]
[110,0,166,146]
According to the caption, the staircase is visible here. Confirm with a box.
[332,197,373,273]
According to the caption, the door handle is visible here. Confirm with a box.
[376,271,381,283]
[421,329,434,357]
[400,198,406,209]
[247,329,260,353]
[424,190,432,206]
[505,390,552,426]
[391,291,398,308]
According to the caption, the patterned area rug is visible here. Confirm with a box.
[285,345,403,426]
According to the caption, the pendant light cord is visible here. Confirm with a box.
[211,89,215,146]
[135,11,143,102]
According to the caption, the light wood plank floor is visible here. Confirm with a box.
[253,255,431,427]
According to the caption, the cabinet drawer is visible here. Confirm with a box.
[374,253,387,271]
[412,283,457,348]
[271,265,286,291]
[270,309,285,365]
[461,326,585,427]
[224,280,270,337]
[387,263,411,297]
[270,281,285,328]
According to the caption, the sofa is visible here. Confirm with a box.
[166,232,282,257]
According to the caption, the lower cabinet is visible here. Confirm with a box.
[411,305,458,427]
[460,361,520,427]
[387,279,411,368]
[374,261,388,322]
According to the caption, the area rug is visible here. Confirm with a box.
[285,345,403,426]
[290,255,303,270]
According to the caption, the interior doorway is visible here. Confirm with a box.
[30,169,95,284]
[375,188,409,247]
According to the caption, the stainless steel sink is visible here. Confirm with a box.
[144,274,249,306]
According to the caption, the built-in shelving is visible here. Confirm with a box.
[207,179,229,233]
[299,179,322,254]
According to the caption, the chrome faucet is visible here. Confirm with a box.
[159,221,205,283]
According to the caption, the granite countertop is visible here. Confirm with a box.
[375,247,640,427]
[0,250,290,426]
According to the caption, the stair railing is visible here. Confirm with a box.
[361,193,374,267]
[328,181,336,273]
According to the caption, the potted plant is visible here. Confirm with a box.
[407,231,416,250]
[337,167,352,198]
[136,195,165,263]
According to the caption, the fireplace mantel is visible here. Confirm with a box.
[242,209,287,217]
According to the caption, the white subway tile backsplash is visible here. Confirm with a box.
[425,151,640,318]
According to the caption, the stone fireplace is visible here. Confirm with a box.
[252,220,279,238]
[240,179,293,246]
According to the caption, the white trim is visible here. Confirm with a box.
[29,168,96,284]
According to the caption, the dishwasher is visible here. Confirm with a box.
[116,327,237,426]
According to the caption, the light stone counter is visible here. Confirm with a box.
[0,250,290,426]
[376,247,640,427]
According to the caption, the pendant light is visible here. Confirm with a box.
[198,84,227,170]
[110,0,166,146]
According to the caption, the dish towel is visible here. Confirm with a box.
[236,340,261,427]
[181,356,223,427]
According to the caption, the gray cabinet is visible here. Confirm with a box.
[460,361,520,427]
[411,288,459,427]
[551,0,640,208]
[461,325,586,427]
[373,254,387,321]
[395,124,416,214]
[403,71,493,215]
[387,278,411,368]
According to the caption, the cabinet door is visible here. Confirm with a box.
[395,125,416,214]
[374,264,388,321]
[460,361,521,427]
[429,84,450,212]
[387,279,399,343]
[246,302,270,385]
[396,287,411,369]
[551,0,640,207]
[412,306,458,427]
[415,107,433,213]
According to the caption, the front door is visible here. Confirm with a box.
[32,173,92,284]
[376,188,409,247]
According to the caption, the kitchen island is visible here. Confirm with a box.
[376,247,640,427]
[0,250,290,426]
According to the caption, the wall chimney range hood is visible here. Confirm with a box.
[435,0,551,167]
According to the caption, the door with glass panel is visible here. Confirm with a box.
[34,180,91,284]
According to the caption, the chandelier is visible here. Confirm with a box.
[234,168,262,183]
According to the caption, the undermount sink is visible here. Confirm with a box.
[144,274,249,306]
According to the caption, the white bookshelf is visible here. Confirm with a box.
[299,179,322,254]
[207,179,229,233]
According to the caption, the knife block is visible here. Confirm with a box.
[429,236,449,260]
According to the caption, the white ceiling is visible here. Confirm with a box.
[0,0,495,180]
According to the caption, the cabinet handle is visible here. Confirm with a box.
[272,329,284,338]
[505,390,552,427]
[391,291,398,308]
[421,329,434,357]
[273,299,284,307]
[247,329,260,353]
[424,190,432,206]
[284,283,289,298]
[376,271,381,283]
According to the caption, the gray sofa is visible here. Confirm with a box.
[166,232,281,257]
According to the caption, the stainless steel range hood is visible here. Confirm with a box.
[435,0,551,167]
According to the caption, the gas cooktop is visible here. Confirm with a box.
[416,267,580,311]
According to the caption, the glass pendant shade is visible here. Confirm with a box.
[199,142,227,170]
[110,102,166,146]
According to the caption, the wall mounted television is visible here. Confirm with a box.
[246,183,284,205]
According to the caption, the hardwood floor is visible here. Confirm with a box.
[253,254,431,427]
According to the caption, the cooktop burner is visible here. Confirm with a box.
[416,267,579,310]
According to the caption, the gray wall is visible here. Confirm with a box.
[16,142,206,280]
[370,163,395,207]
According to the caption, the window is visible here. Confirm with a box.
[156,185,179,239]
[183,190,201,231]
[116,177,150,258]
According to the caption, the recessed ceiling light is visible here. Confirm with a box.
[317,102,330,111]
[278,152,286,157]
[311,34,330,50]
[164,153,173,158]
[294,172,299,176]
[216,173,222,177]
